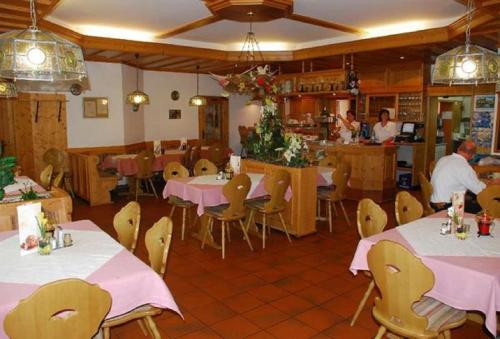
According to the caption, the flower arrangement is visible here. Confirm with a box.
[212,65,308,167]
[36,212,52,255]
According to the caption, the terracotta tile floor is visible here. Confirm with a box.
[73,194,492,338]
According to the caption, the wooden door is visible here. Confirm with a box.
[198,97,228,146]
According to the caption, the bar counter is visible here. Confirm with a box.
[308,141,397,202]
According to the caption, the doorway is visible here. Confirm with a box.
[198,96,228,146]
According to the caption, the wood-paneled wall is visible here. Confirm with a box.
[0,93,67,179]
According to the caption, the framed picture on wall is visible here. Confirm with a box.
[474,95,495,111]
[169,109,181,119]
[83,97,109,118]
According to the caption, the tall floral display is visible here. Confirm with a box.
[212,66,308,167]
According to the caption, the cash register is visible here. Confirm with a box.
[394,122,424,143]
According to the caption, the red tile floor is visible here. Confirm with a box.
[73,194,492,338]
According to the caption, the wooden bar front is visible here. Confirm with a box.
[241,159,317,237]
[308,143,397,202]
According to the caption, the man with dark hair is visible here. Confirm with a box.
[430,140,486,213]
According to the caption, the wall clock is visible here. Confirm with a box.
[171,90,180,101]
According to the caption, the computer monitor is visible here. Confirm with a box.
[401,122,415,134]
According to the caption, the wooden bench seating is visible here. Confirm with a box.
[68,152,118,206]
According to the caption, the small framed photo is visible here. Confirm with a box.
[474,95,496,111]
[169,109,181,119]
[83,97,109,118]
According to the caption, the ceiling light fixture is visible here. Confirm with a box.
[189,65,207,106]
[432,0,498,85]
[126,54,150,112]
[0,0,87,82]
[238,12,264,67]
[0,79,17,98]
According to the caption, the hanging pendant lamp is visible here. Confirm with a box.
[126,54,149,112]
[0,0,87,82]
[0,79,17,98]
[432,0,498,85]
[189,65,206,106]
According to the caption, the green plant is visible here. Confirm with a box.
[36,212,48,239]
[0,156,16,200]
[19,185,39,201]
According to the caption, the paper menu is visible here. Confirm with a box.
[230,155,241,174]
[451,191,465,222]
[153,140,162,156]
[17,203,42,256]
[179,137,187,150]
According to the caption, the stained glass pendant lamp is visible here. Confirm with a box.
[0,79,17,98]
[0,0,87,82]
[126,54,150,112]
[189,66,207,106]
[432,0,498,85]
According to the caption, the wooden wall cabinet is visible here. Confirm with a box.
[0,93,67,179]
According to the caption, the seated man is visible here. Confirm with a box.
[430,140,485,214]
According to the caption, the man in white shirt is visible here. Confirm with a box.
[430,140,486,213]
[337,110,360,143]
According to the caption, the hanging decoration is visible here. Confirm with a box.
[126,54,149,112]
[432,0,498,85]
[0,0,87,82]
[0,79,17,98]
[189,65,206,106]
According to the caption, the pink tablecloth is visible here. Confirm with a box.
[163,173,291,216]
[0,220,181,338]
[349,212,500,336]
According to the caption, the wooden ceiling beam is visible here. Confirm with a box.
[174,60,220,71]
[0,20,27,29]
[143,57,192,69]
[156,15,222,39]
[0,12,31,23]
[293,27,450,60]
[158,58,205,70]
[448,7,499,38]
[285,13,364,35]
[84,49,105,58]
[139,55,176,67]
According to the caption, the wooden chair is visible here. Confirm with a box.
[368,240,467,339]
[418,172,435,216]
[317,161,351,232]
[245,169,292,249]
[52,171,64,188]
[4,278,111,339]
[39,164,53,190]
[44,148,74,197]
[318,155,338,168]
[208,143,227,170]
[113,201,141,253]
[428,159,436,179]
[186,144,201,175]
[134,150,158,201]
[181,145,192,169]
[103,217,174,339]
[351,198,387,327]
[202,173,254,259]
[163,162,193,240]
[477,185,500,218]
[395,191,424,225]
[194,159,218,176]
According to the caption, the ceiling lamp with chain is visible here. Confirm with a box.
[238,12,264,67]
[0,79,17,98]
[126,54,150,112]
[189,65,207,106]
[0,0,87,82]
[432,0,498,85]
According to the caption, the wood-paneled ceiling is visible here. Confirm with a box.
[0,0,498,74]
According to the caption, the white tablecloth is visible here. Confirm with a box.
[0,230,123,285]
[397,217,500,257]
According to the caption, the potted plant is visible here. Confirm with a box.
[0,156,16,200]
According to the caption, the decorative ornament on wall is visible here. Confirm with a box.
[70,83,82,96]
[171,90,180,101]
